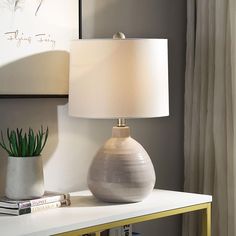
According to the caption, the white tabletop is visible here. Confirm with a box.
[0,189,212,236]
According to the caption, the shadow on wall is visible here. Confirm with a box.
[0,51,69,95]
[0,98,62,195]
[0,51,70,194]
[0,47,115,195]
[0,97,114,195]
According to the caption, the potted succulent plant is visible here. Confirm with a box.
[0,126,48,200]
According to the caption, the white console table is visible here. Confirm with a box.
[0,189,212,236]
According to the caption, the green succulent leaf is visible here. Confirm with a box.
[28,128,35,156]
[40,127,48,154]
[0,126,49,157]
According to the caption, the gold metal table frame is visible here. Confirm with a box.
[57,202,211,236]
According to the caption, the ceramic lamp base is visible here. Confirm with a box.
[87,126,156,203]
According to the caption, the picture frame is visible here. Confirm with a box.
[0,0,82,98]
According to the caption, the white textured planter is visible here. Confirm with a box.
[5,156,44,200]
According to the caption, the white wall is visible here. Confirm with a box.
[0,0,186,235]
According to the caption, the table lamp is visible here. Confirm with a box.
[69,33,169,203]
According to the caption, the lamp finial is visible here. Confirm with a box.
[113,32,126,39]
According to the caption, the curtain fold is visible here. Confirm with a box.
[183,0,235,235]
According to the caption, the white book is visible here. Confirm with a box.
[109,225,132,236]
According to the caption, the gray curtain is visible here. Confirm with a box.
[183,0,236,235]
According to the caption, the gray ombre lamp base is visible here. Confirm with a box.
[87,119,156,203]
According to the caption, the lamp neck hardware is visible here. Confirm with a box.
[117,118,126,127]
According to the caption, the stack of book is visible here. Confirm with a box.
[0,191,70,215]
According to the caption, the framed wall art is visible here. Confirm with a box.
[0,0,81,97]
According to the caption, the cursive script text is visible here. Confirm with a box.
[5,30,32,47]
[35,34,56,48]
[4,29,56,49]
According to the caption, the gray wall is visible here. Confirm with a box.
[82,1,186,235]
[0,0,186,235]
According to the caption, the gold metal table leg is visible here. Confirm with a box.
[202,203,211,236]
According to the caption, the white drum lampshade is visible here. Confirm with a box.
[69,37,169,203]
